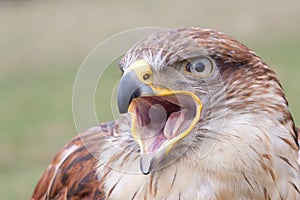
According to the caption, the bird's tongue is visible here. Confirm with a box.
[140,108,194,174]
[163,109,189,139]
[130,95,198,155]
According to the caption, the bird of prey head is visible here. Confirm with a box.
[32,28,300,200]
[117,28,299,176]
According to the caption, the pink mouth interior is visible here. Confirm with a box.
[130,94,197,153]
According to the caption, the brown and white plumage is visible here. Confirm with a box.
[32,28,300,199]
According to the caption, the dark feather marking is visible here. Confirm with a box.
[149,173,154,194]
[64,153,93,174]
[268,169,276,182]
[278,136,298,150]
[144,184,148,200]
[262,154,272,162]
[68,182,76,196]
[249,145,276,182]
[72,171,95,195]
[101,168,112,183]
[277,155,296,170]
[290,181,300,193]
[106,177,122,199]
[131,184,144,200]
[295,126,300,146]
[106,152,123,167]
[61,174,68,185]
[263,187,271,200]
[243,173,254,191]
[93,189,104,200]
[131,190,138,200]
[170,168,177,190]
[119,152,131,168]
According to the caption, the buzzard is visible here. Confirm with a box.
[32,28,300,199]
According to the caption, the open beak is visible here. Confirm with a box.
[117,60,202,174]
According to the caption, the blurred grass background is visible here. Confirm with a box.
[0,0,299,199]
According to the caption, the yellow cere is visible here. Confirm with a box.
[126,60,153,84]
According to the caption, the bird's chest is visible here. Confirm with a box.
[102,166,218,200]
[100,163,276,200]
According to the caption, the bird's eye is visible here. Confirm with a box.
[184,57,214,77]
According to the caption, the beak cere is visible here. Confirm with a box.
[117,60,202,174]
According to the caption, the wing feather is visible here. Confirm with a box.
[32,122,117,200]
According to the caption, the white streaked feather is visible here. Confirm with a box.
[46,145,79,195]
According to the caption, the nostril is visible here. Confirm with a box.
[143,73,151,80]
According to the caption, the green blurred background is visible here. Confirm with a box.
[0,0,299,199]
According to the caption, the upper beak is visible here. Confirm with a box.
[118,60,154,114]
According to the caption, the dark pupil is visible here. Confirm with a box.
[194,62,205,72]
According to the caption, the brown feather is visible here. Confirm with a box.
[31,122,116,200]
